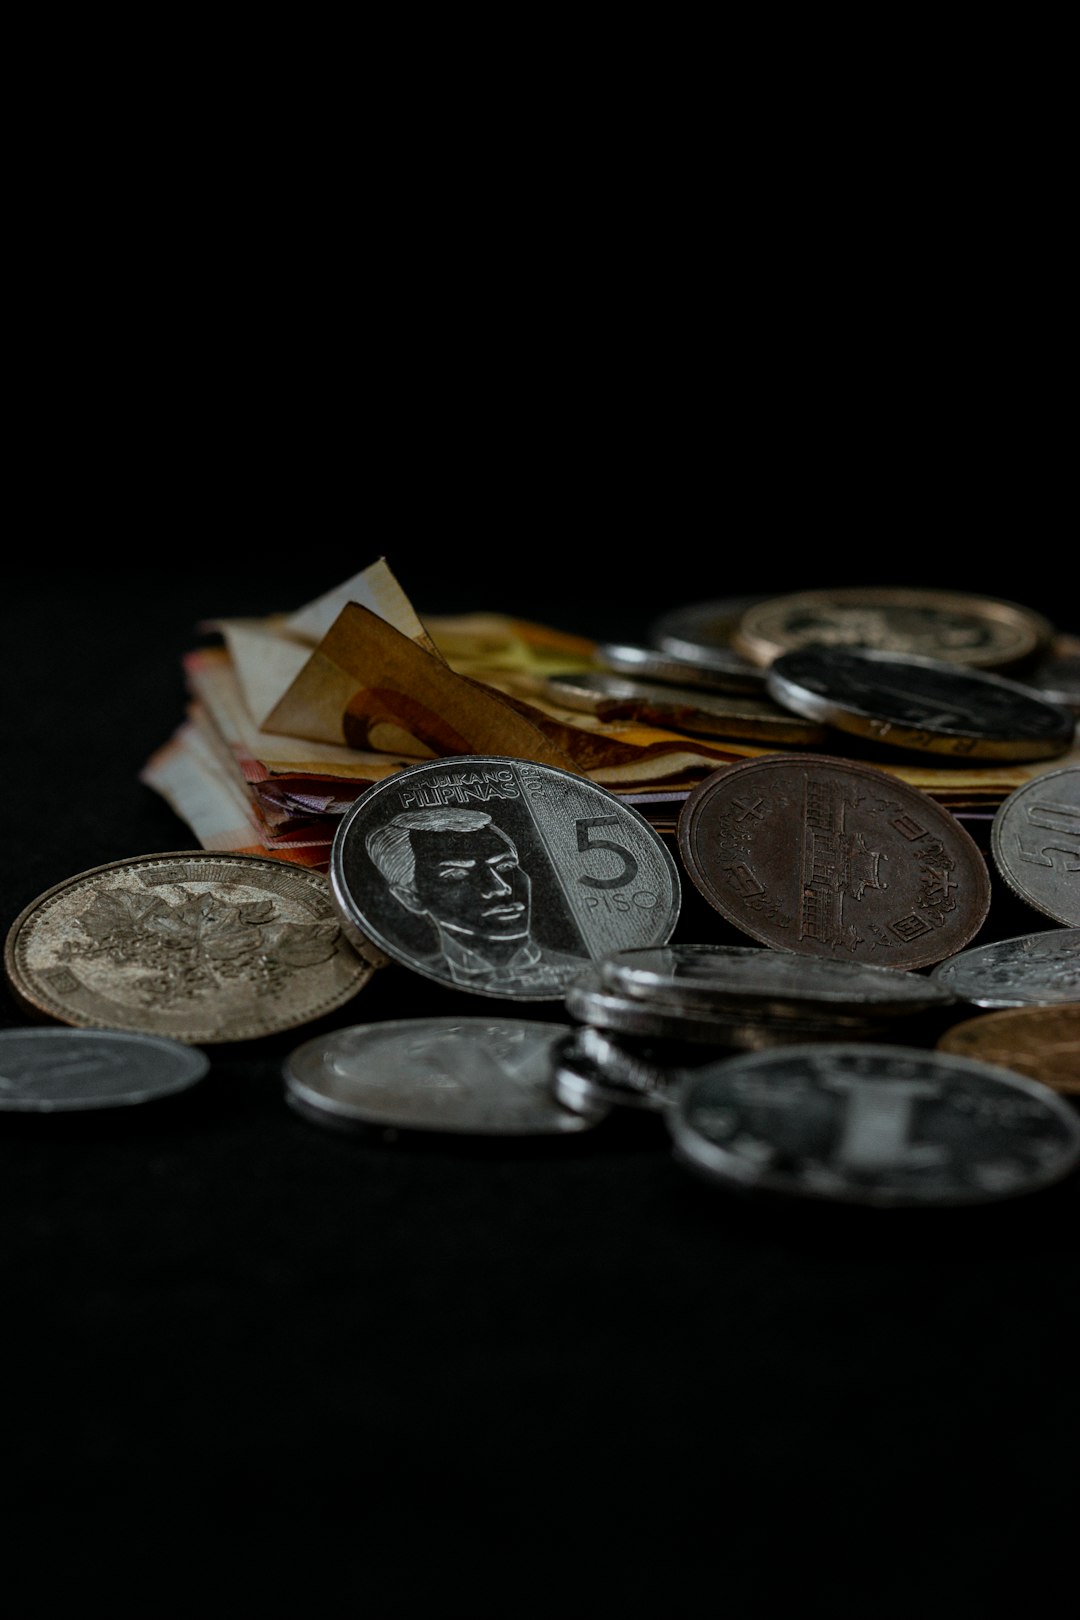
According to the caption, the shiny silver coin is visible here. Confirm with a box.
[543,672,825,746]
[553,1030,682,1113]
[649,596,770,666]
[284,1018,607,1134]
[600,944,956,1021]
[595,641,766,696]
[930,929,1080,1008]
[669,1043,1080,1206]
[566,967,891,1048]
[329,756,680,1001]
[990,767,1080,926]
[0,1027,209,1112]
[766,647,1075,762]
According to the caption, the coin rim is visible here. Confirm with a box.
[3,850,372,1043]
[936,1003,1080,1094]
[989,766,1080,926]
[929,927,1080,1008]
[0,1026,211,1112]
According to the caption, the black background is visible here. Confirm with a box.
[3,494,1077,1615]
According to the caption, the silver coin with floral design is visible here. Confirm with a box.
[929,928,1080,1008]
[4,852,373,1042]
[330,756,681,1001]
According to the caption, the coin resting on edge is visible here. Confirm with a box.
[937,1004,1080,1096]
[929,929,1080,1008]
[0,1028,210,1112]
[990,767,1080,925]
[766,647,1075,762]
[3,852,373,1042]
[677,754,991,969]
[668,1043,1080,1206]
[733,587,1052,671]
[284,1018,606,1134]
[329,756,681,1001]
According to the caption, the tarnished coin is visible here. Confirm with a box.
[600,944,955,1021]
[937,1004,1080,1095]
[677,754,991,969]
[330,756,681,1001]
[990,767,1080,925]
[766,647,1074,762]
[3,852,372,1043]
[543,672,826,745]
[734,587,1053,671]
[930,928,1080,1008]
[595,640,767,695]
[0,1028,209,1112]
[668,1043,1080,1206]
[553,1028,684,1113]
[284,1018,606,1134]
[649,596,770,667]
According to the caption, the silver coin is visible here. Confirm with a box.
[766,647,1075,762]
[600,944,956,1021]
[1013,645,1080,714]
[0,1027,209,1112]
[543,672,825,745]
[329,756,681,1001]
[595,641,766,695]
[553,1030,682,1113]
[668,1043,1080,1206]
[649,596,770,666]
[930,929,1080,1008]
[283,1017,606,1134]
[990,767,1080,926]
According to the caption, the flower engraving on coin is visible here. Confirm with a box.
[60,887,341,1006]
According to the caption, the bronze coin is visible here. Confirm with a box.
[677,754,991,970]
[937,1004,1080,1095]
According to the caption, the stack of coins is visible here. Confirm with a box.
[554,944,958,1116]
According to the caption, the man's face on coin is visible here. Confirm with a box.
[408,825,531,941]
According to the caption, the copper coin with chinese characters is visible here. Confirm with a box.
[4,852,374,1042]
[677,754,991,970]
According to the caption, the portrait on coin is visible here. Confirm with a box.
[365,807,587,994]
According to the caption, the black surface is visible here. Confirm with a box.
[2,557,1077,1614]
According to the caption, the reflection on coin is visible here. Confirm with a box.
[990,767,1080,925]
[553,1029,683,1113]
[329,756,680,1002]
[734,588,1052,671]
[284,1018,606,1134]
[3,853,372,1043]
[1016,635,1080,715]
[668,1043,1080,1206]
[595,641,766,695]
[649,596,770,666]
[600,944,955,1020]
[937,1004,1080,1095]
[0,1028,209,1112]
[930,929,1080,1008]
[677,754,991,969]
[544,672,826,745]
[766,647,1074,762]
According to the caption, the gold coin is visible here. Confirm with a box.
[734,588,1053,671]
[4,852,374,1043]
[937,1003,1080,1094]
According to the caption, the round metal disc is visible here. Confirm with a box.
[677,754,991,969]
[936,1003,1080,1095]
[930,928,1080,1008]
[552,1030,682,1113]
[595,641,766,695]
[0,1027,209,1112]
[329,756,681,1001]
[543,672,826,745]
[284,1017,606,1134]
[668,1042,1080,1206]
[648,597,771,667]
[990,767,1080,925]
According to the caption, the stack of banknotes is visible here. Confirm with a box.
[141,560,1080,869]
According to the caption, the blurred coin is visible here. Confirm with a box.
[543,672,826,745]
[937,1004,1080,1095]
[596,640,766,695]
[735,587,1053,671]
[1018,640,1080,715]
[0,1027,209,1112]
[600,943,955,1021]
[990,767,1080,925]
[3,852,373,1043]
[930,928,1080,1008]
[649,596,770,666]
[284,1017,605,1134]
[766,647,1074,762]
[329,756,680,1002]
[677,754,991,969]
[669,1043,1080,1205]
[553,1030,684,1113]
